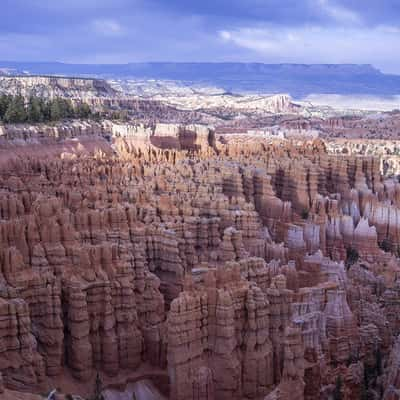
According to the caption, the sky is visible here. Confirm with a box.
[1,0,400,73]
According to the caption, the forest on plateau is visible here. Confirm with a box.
[0,94,92,123]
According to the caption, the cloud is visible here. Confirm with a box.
[219,31,231,40]
[91,19,124,36]
[218,24,400,71]
[219,29,280,52]
[317,0,361,24]
[2,0,400,73]
[377,25,400,34]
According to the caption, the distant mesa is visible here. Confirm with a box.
[1,62,400,97]
[0,75,117,99]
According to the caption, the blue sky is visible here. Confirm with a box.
[2,0,400,73]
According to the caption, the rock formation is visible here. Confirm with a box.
[0,124,399,400]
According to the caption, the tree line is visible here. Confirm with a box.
[0,94,93,124]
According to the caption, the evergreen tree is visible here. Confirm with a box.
[4,95,27,123]
[376,345,383,376]
[40,98,51,121]
[360,381,370,400]
[76,102,92,119]
[333,375,343,400]
[65,99,75,118]
[1,94,94,123]
[58,98,74,119]
[92,111,101,122]
[0,95,11,120]
[27,96,43,122]
[92,371,104,400]
[346,247,359,269]
[50,98,62,121]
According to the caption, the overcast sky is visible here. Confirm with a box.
[2,0,400,73]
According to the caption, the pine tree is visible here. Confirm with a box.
[58,98,74,119]
[333,375,343,400]
[4,95,27,123]
[376,345,383,376]
[360,380,369,400]
[76,102,92,119]
[0,95,11,120]
[1,94,94,123]
[40,98,51,121]
[50,98,62,121]
[65,99,75,118]
[92,111,101,122]
[93,371,104,400]
[27,96,43,122]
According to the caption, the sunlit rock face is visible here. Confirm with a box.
[0,76,117,99]
[1,128,400,400]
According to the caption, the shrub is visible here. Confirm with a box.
[301,208,309,220]
[379,238,392,252]
[346,247,359,268]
